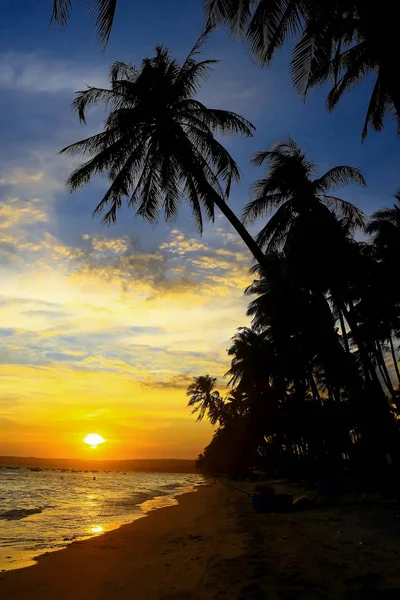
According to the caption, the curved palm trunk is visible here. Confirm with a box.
[389,336,400,386]
[309,374,322,405]
[179,147,268,271]
[338,310,350,354]
[339,302,400,465]
[339,302,373,382]
[376,359,391,394]
[375,340,395,397]
[212,196,268,270]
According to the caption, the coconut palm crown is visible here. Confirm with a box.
[60,33,270,265]
[242,138,366,251]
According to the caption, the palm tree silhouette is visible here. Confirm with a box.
[226,327,277,391]
[51,0,116,46]
[61,33,271,268]
[205,1,400,138]
[186,375,223,425]
[366,193,400,386]
[242,138,365,253]
[367,192,400,257]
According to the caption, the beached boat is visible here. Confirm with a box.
[251,493,293,513]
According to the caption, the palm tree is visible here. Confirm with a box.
[61,34,271,269]
[224,388,249,418]
[366,192,400,258]
[204,0,306,64]
[366,193,400,386]
[242,138,365,254]
[186,375,223,425]
[50,0,117,46]
[226,327,278,391]
[205,1,400,138]
[242,140,381,387]
[295,4,400,140]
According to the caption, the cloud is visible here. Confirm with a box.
[0,52,107,94]
[0,197,48,229]
[142,374,194,390]
[64,229,252,298]
[0,170,44,186]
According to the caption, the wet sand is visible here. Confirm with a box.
[2,481,400,599]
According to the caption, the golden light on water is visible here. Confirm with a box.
[90,526,104,534]
[83,433,106,448]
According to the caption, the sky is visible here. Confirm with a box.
[0,0,400,460]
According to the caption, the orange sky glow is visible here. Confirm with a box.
[0,173,250,459]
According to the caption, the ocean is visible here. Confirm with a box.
[0,467,202,571]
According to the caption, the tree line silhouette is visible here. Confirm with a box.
[47,1,400,479]
[188,163,400,479]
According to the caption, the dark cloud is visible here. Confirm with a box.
[144,374,194,390]
[0,241,19,255]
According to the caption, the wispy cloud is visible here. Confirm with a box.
[0,52,107,94]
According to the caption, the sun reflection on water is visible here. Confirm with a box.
[90,526,104,534]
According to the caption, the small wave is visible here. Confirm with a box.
[0,507,43,521]
[105,491,163,509]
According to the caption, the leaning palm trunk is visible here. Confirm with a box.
[375,340,396,398]
[309,374,322,406]
[212,198,269,268]
[336,306,400,467]
[192,168,269,269]
[389,336,400,387]
[339,302,373,382]
[338,310,350,354]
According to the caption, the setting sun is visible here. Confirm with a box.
[83,434,106,449]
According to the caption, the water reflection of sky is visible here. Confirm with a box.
[0,469,201,572]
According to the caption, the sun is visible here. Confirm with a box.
[84,433,106,449]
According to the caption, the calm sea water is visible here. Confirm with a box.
[0,467,202,571]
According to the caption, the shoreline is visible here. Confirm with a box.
[2,480,400,599]
[0,481,226,600]
[0,481,202,573]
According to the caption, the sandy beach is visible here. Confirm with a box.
[2,481,400,599]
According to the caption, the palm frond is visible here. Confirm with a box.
[291,12,336,97]
[242,189,285,223]
[322,196,365,231]
[255,202,296,250]
[204,0,252,34]
[327,43,371,111]
[247,0,304,65]
[72,86,128,124]
[361,75,392,141]
[314,166,366,193]
[87,0,117,46]
[51,0,116,46]
[110,61,138,84]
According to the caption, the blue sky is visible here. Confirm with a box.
[0,0,399,459]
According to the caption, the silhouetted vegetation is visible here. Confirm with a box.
[50,0,116,45]
[205,1,400,138]
[57,13,400,485]
[191,141,400,482]
[61,34,279,268]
